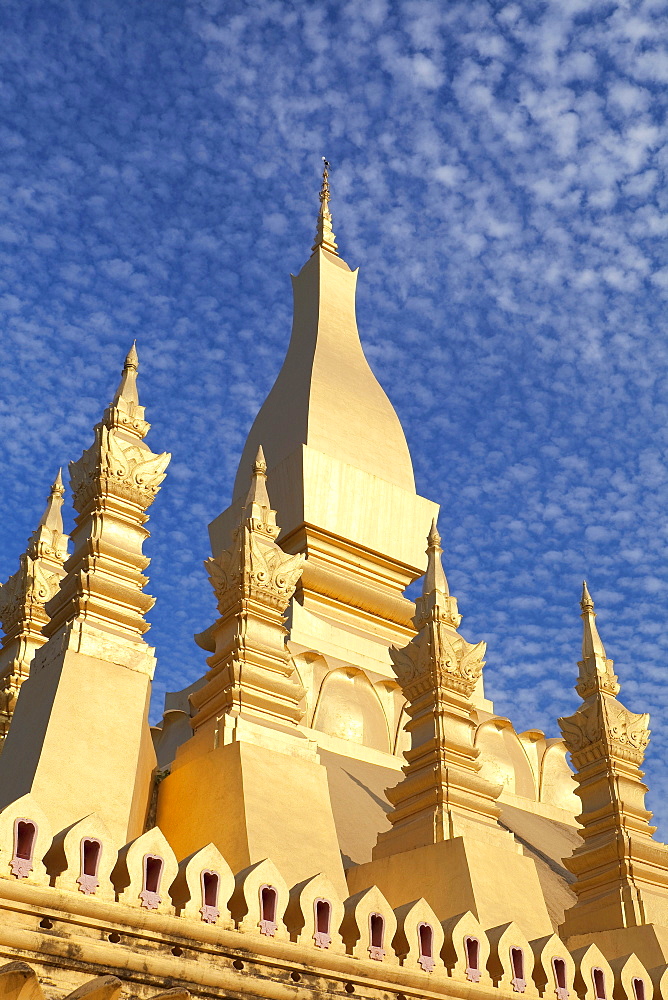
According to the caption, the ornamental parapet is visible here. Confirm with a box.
[0,795,661,1000]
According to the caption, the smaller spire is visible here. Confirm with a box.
[577,582,619,699]
[414,521,461,629]
[423,518,450,599]
[580,580,608,663]
[580,579,594,614]
[36,469,66,534]
[243,445,278,537]
[311,158,339,256]
[112,341,140,406]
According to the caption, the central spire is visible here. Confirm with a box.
[311,158,338,256]
[212,169,437,643]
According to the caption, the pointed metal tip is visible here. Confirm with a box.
[253,445,267,476]
[311,157,338,256]
[428,518,441,547]
[125,341,139,370]
[581,580,594,612]
[52,468,64,493]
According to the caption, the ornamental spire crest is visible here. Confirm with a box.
[0,472,69,747]
[193,447,306,731]
[204,445,304,617]
[45,344,170,645]
[374,523,499,858]
[559,585,647,765]
[558,586,668,940]
[576,580,620,699]
[311,158,338,256]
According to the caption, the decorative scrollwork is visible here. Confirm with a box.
[559,695,650,764]
[70,424,170,511]
[391,622,486,700]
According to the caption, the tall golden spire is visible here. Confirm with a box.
[311,158,338,256]
[0,472,69,748]
[374,525,497,858]
[0,349,170,842]
[558,586,668,941]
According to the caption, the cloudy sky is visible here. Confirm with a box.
[1,1,667,828]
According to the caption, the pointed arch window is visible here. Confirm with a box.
[510,947,526,993]
[368,912,385,961]
[140,854,163,909]
[552,957,569,1000]
[632,978,645,1000]
[418,922,435,972]
[77,838,101,894]
[259,884,278,936]
[200,869,220,924]
[313,898,332,949]
[465,936,481,982]
[592,969,606,1000]
[10,819,37,878]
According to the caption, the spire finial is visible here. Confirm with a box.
[112,341,140,406]
[37,468,66,533]
[577,582,620,698]
[253,445,267,477]
[580,579,594,614]
[243,443,275,532]
[413,519,461,630]
[311,158,339,256]
[51,468,65,497]
[424,518,448,598]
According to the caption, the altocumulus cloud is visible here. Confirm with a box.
[0,0,667,827]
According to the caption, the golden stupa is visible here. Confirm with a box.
[0,166,667,1000]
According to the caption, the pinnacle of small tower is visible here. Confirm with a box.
[414,521,461,629]
[242,444,278,538]
[311,158,339,256]
[423,518,450,599]
[36,469,66,534]
[580,579,594,614]
[112,341,140,406]
[577,582,619,699]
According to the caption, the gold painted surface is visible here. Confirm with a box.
[0,347,167,844]
[0,473,69,747]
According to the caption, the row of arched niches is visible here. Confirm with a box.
[0,795,660,999]
[290,655,579,816]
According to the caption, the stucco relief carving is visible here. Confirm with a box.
[70,424,169,511]
[391,624,486,700]
[560,696,650,764]
[0,557,62,634]
[206,529,304,615]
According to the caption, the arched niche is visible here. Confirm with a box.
[539,740,579,815]
[291,652,330,726]
[393,703,410,757]
[474,719,537,800]
[312,668,390,753]
[373,679,409,758]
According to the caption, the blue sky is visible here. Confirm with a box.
[1,1,667,829]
